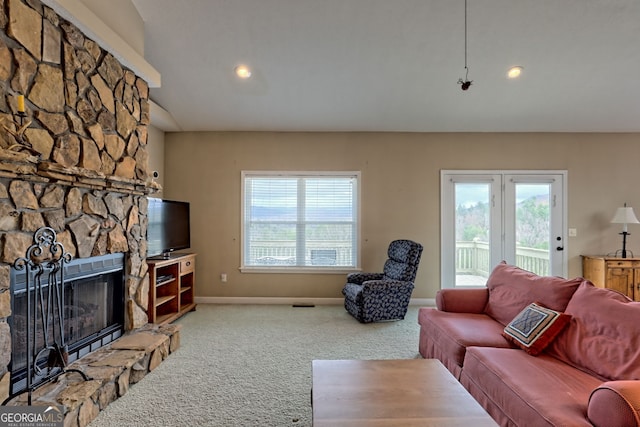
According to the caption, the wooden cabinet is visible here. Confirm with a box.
[147,253,197,324]
[582,255,640,301]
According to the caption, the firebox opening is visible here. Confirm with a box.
[9,253,125,395]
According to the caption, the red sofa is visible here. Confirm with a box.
[418,262,640,427]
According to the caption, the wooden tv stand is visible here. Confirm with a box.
[147,253,197,324]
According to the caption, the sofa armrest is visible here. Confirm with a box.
[588,381,640,427]
[436,288,489,313]
[347,272,383,285]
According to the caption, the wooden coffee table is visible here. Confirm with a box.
[312,359,498,426]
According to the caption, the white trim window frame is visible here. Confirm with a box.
[241,171,361,273]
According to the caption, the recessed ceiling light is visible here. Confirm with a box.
[507,66,523,79]
[235,64,252,79]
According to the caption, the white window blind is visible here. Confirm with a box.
[242,172,359,269]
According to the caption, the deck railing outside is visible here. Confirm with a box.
[456,240,549,278]
[247,241,353,266]
[248,240,549,275]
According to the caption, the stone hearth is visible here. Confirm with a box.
[0,0,168,425]
[11,324,181,427]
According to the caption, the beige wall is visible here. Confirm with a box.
[147,125,165,197]
[163,131,640,300]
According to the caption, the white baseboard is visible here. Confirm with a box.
[195,296,435,307]
[194,297,342,305]
[409,298,436,307]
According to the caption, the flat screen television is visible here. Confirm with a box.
[147,198,191,259]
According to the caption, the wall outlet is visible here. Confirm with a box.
[568,228,577,237]
[221,273,227,283]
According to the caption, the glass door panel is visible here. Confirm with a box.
[505,174,565,277]
[514,183,551,276]
[454,182,496,287]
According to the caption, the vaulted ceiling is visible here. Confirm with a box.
[130,0,640,133]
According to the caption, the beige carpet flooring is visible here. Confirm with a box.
[88,304,422,427]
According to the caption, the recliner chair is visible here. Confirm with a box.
[342,239,423,323]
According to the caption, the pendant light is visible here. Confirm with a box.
[457,0,473,91]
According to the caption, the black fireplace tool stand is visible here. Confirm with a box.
[2,227,91,406]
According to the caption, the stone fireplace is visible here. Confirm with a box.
[0,0,175,424]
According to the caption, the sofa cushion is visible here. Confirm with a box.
[547,280,640,381]
[460,347,600,427]
[503,302,571,356]
[484,262,582,326]
[418,308,510,378]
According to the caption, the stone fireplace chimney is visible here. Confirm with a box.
[0,0,159,402]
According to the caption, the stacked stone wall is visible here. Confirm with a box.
[0,0,157,407]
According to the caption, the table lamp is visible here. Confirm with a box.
[611,203,640,258]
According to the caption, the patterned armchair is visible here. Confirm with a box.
[342,239,423,323]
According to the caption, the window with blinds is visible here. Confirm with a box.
[242,171,360,270]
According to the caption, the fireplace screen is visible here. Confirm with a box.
[9,252,125,395]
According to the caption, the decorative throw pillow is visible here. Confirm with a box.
[502,302,571,356]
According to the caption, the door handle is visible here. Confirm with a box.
[556,236,563,251]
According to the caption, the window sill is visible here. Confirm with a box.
[239,266,361,274]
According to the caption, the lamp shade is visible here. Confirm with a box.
[611,206,640,225]
[611,204,639,258]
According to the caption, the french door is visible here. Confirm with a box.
[441,170,567,288]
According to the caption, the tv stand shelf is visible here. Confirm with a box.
[147,253,197,324]
[155,295,176,307]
